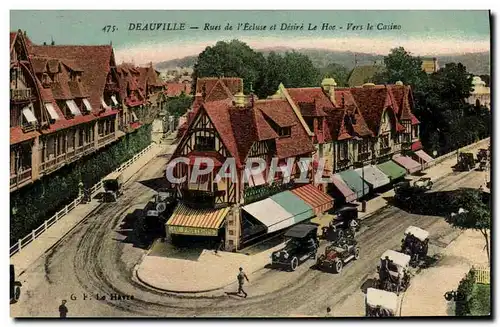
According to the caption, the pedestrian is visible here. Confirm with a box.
[237,267,249,298]
[326,306,332,317]
[59,299,68,318]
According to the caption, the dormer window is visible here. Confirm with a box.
[101,97,112,110]
[66,100,82,116]
[278,127,291,137]
[45,103,59,121]
[82,98,92,113]
[111,95,118,106]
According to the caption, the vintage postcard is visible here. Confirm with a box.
[9,10,491,318]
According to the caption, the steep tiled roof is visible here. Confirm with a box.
[165,82,191,97]
[349,86,389,134]
[31,44,115,112]
[258,99,298,127]
[177,98,314,167]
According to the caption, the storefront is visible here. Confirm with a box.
[166,204,230,243]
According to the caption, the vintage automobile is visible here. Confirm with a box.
[394,178,433,203]
[377,250,411,294]
[477,148,489,163]
[365,287,398,317]
[321,206,360,241]
[401,226,429,266]
[271,223,319,271]
[316,237,360,273]
[456,152,476,171]
[102,172,123,202]
[10,264,22,304]
[413,177,433,191]
[478,158,488,171]
[146,188,177,219]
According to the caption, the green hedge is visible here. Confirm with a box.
[10,124,152,245]
[469,284,491,316]
[455,269,476,316]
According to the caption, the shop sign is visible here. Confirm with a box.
[169,226,218,236]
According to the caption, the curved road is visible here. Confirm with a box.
[11,151,486,318]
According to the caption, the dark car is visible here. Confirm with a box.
[321,206,360,241]
[316,237,360,273]
[271,223,319,271]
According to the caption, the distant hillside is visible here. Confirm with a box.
[154,48,490,75]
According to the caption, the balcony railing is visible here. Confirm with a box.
[40,143,96,173]
[97,133,115,146]
[379,147,392,155]
[10,168,32,189]
[10,88,32,101]
[337,158,351,170]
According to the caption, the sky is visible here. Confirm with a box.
[10,10,491,65]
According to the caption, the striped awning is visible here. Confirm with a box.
[166,203,229,236]
[242,190,316,234]
[291,184,334,216]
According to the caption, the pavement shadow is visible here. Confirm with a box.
[419,254,441,269]
[115,208,156,249]
[360,278,379,294]
[383,190,463,217]
[139,176,169,192]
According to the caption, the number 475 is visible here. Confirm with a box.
[102,25,117,33]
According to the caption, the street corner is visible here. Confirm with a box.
[135,238,273,294]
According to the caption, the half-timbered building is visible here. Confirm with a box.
[166,88,334,251]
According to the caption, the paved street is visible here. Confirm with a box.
[11,158,487,317]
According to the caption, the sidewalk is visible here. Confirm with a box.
[136,239,282,293]
[11,143,166,276]
[400,230,489,316]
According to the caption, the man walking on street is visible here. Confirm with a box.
[59,300,68,318]
[237,267,249,298]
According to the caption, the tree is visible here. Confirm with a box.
[192,40,266,94]
[320,63,350,87]
[479,74,490,87]
[164,93,192,118]
[445,188,490,265]
[256,51,320,98]
[373,47,428,89]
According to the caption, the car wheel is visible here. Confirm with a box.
[290,257,299,271]
[333,259,343,274]
[14,286,20,302]
[354,248,360,260]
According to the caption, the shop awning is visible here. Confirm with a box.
[414,150,434,163]
[392,154,421,174]
[332,174,357,202]
[291,184,334,216]
[338,170,370,199]
[377,160,407,181]
[242,191,315,233]
[270,191,315,225]
[167,203,229,236]
[354,165,390,189]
